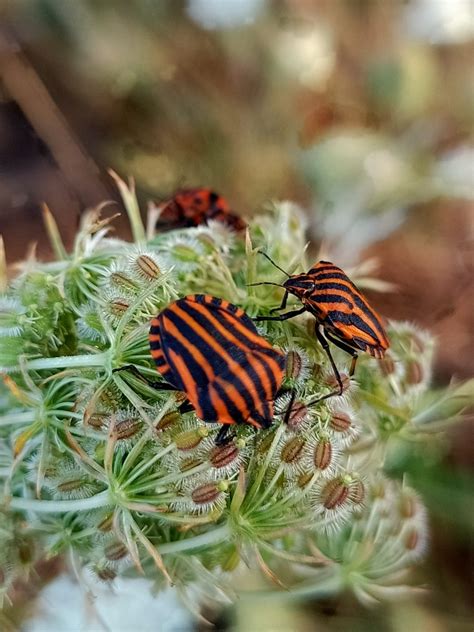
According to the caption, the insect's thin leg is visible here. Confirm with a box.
[214,425,235,446]
[315,328,344,394]
[247,281,282,288]
[155,220,189,231]
[349,355,358,377]
[282,388,296,425]
[112,365,176,391]
[254,306,306,322]
[259,251,291,277]
[323,332,359,377]
[307,327,344,407]
[250,412,273,430]
[274,386,292,399]
[269,291,289,313]
[178,401,194,414]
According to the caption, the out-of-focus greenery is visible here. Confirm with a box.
[4,0,473,253]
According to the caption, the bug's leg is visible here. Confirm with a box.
[177,401,195,414]
[272,387,297,416]
[249,412,273,430]
[112,365,176,391]
[269,290,289,313]
[281,389,296,425]
[254,306,306,322]
[323,332,359,377]
[349,355,358,377]
[315,328,344,394]
[274,386,292,399]
[214,425,236,446]
[155,220,189,231]
[307,327,345,406]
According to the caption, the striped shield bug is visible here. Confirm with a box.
[116,294,287,444]
[251,255,390,403]
[152,188,246,231]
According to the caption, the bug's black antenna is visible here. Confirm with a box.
[247,281,284,288]
[259,252,290,278]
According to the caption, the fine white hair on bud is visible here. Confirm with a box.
[105,263,140,295]
[104,540,129,563]
[0,296,27,337]
[126,247,167,283]
[171,419,210,452]
[161,233,206,271]
[323,371,355,400]
[203,436,248,477]
[284,347,312,383]
[88,536,132,575]
[194,221,236,253]
[308,432,342,478]
[325,401,361,448]
[82,509,115,534]
[274,393,312,433]
[349,478,366,506]
[75,302,107,342]
[150,405,182,436]
[43,460,101,500]
[311,474,357,532]
[279,434,309,473]
[171,478,229,515]
[401,523,429,561]
[101,294,131,323]
[384,320,435,397]
[86,563,118,583]
[113,412,144,445]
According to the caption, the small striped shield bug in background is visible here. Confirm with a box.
[115,294,289,445]
[251,254,390,403]
[151,188,247,232]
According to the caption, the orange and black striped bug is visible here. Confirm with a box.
[152,188,246,232]
[115,294,289,445]
[251,254,390,403]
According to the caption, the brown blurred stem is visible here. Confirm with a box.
[0,28,108,207]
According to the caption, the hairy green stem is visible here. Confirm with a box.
[125,443,175,487]
[0,412,35,426]
[157,523,230,555]
[24,352,110,371]
[240,567,342,601]
[6,490,111,513]
[245,423,286,506]
[155,462,211,488]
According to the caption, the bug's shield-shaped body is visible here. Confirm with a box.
[285,261,389,358]
[155,188,246,231]
[149,295,285,428]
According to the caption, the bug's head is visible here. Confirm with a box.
[225,213,247,231]
[153,198,180,226]
[283,274,315,298]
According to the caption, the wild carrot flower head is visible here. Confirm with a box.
[0,177,470,611]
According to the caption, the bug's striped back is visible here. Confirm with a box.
[156,188,246,231]
[283,261,389,357]
[149,295,285,428]
[308,261,389,356]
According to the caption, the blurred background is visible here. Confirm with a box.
[0,0,472,630]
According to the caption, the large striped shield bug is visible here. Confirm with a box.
[251,255,390,403]
[116,294,287,445]
[152,188,247,231]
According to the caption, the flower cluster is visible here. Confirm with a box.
[0,178,470,609]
